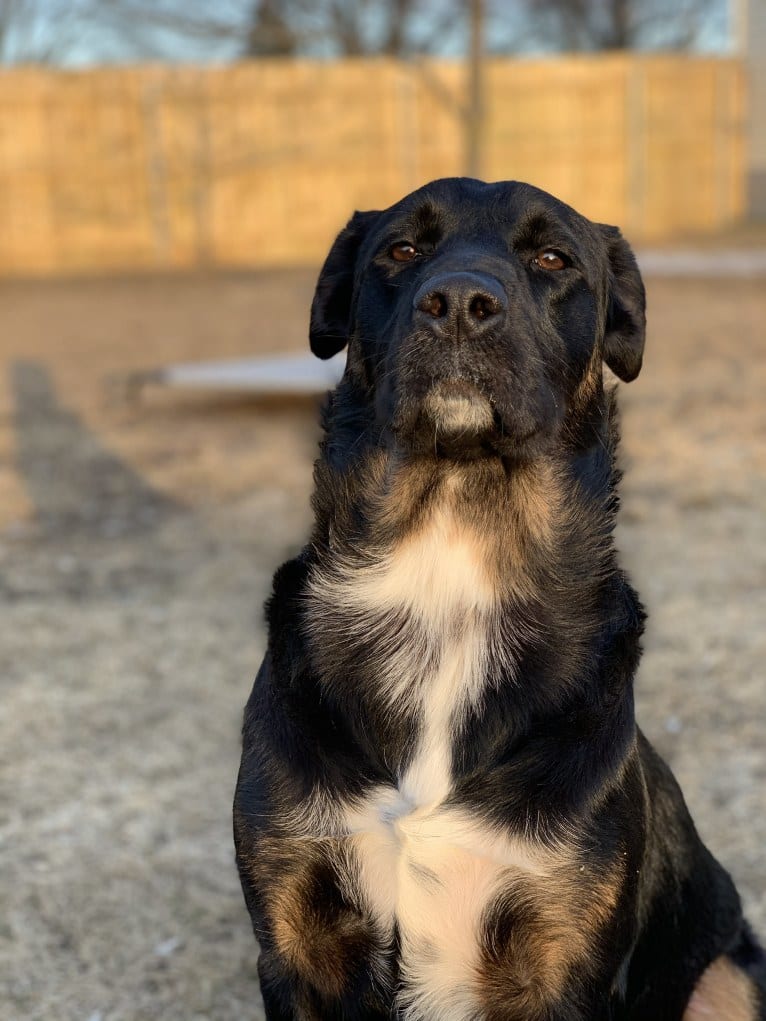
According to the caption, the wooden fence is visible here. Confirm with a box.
[0,56,746,275]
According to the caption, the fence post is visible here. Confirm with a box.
[626,61,647,238]
[142,79,171,263]
[193,71,213,266]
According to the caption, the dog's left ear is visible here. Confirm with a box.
[600,225,646,382]
[310,210,380,359]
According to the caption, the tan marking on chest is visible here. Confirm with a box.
[243,837,377,999]
[477,858,623,1020]
[683,956,760,1021]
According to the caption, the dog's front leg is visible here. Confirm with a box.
[238,832,392,1021]
[257,948,393,1021]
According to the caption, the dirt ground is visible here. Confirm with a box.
[0,267,764,1021]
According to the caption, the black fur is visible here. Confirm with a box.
[235,178,765,1020]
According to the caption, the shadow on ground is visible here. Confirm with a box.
[12,361,180,539]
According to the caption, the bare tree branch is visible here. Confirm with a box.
[499,0,721,53]
[0,0,726,66]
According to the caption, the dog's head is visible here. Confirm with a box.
[310,178,645,460]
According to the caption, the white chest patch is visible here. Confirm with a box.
[309,508,535,1019]
[313,506,502,805]
[398,511,495,807]
[341,792,559,1021]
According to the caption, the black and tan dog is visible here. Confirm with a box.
[234,178,766,1020]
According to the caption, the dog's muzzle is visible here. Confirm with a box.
[409,271,504,443]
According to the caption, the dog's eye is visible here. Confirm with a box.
[390,242,419,263]
[534,250,568,271]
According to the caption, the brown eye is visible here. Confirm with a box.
[534,250,567,271]
[390,242,419,262]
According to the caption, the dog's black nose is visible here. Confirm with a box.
[413,272,506,339]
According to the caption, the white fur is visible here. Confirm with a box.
[310,506,502,802]
[376,507,496,806]
[327,504,496,621]
[423,390,494,435]
[306,507,540,1019]
[341,795,562,1021]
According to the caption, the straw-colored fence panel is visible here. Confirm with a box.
[0,56,746,275]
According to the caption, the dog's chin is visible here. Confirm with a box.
[400,381,498,460]
[391,380,554,463]
[424,382,494,432]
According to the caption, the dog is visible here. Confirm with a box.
[234,177,766,1020]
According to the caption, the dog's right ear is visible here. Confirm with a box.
[310,210,379,359]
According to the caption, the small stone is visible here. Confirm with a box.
[153,937,182,958]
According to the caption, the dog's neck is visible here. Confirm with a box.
[303,381,643,796]
[312,377,622,617]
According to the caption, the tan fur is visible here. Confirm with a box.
[683,956,760,1021]
[569,352,603,421]
[319,454,577,604]
[250,838,373,999]
[509,460,563,546]
[369,454,436,534]
[334,455,565,598]
[477,853,624,1019]
[340,503,497,625]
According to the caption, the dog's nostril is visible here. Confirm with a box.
[414,277,504,331]
[469,293,501,321]
[418,292,448,319]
